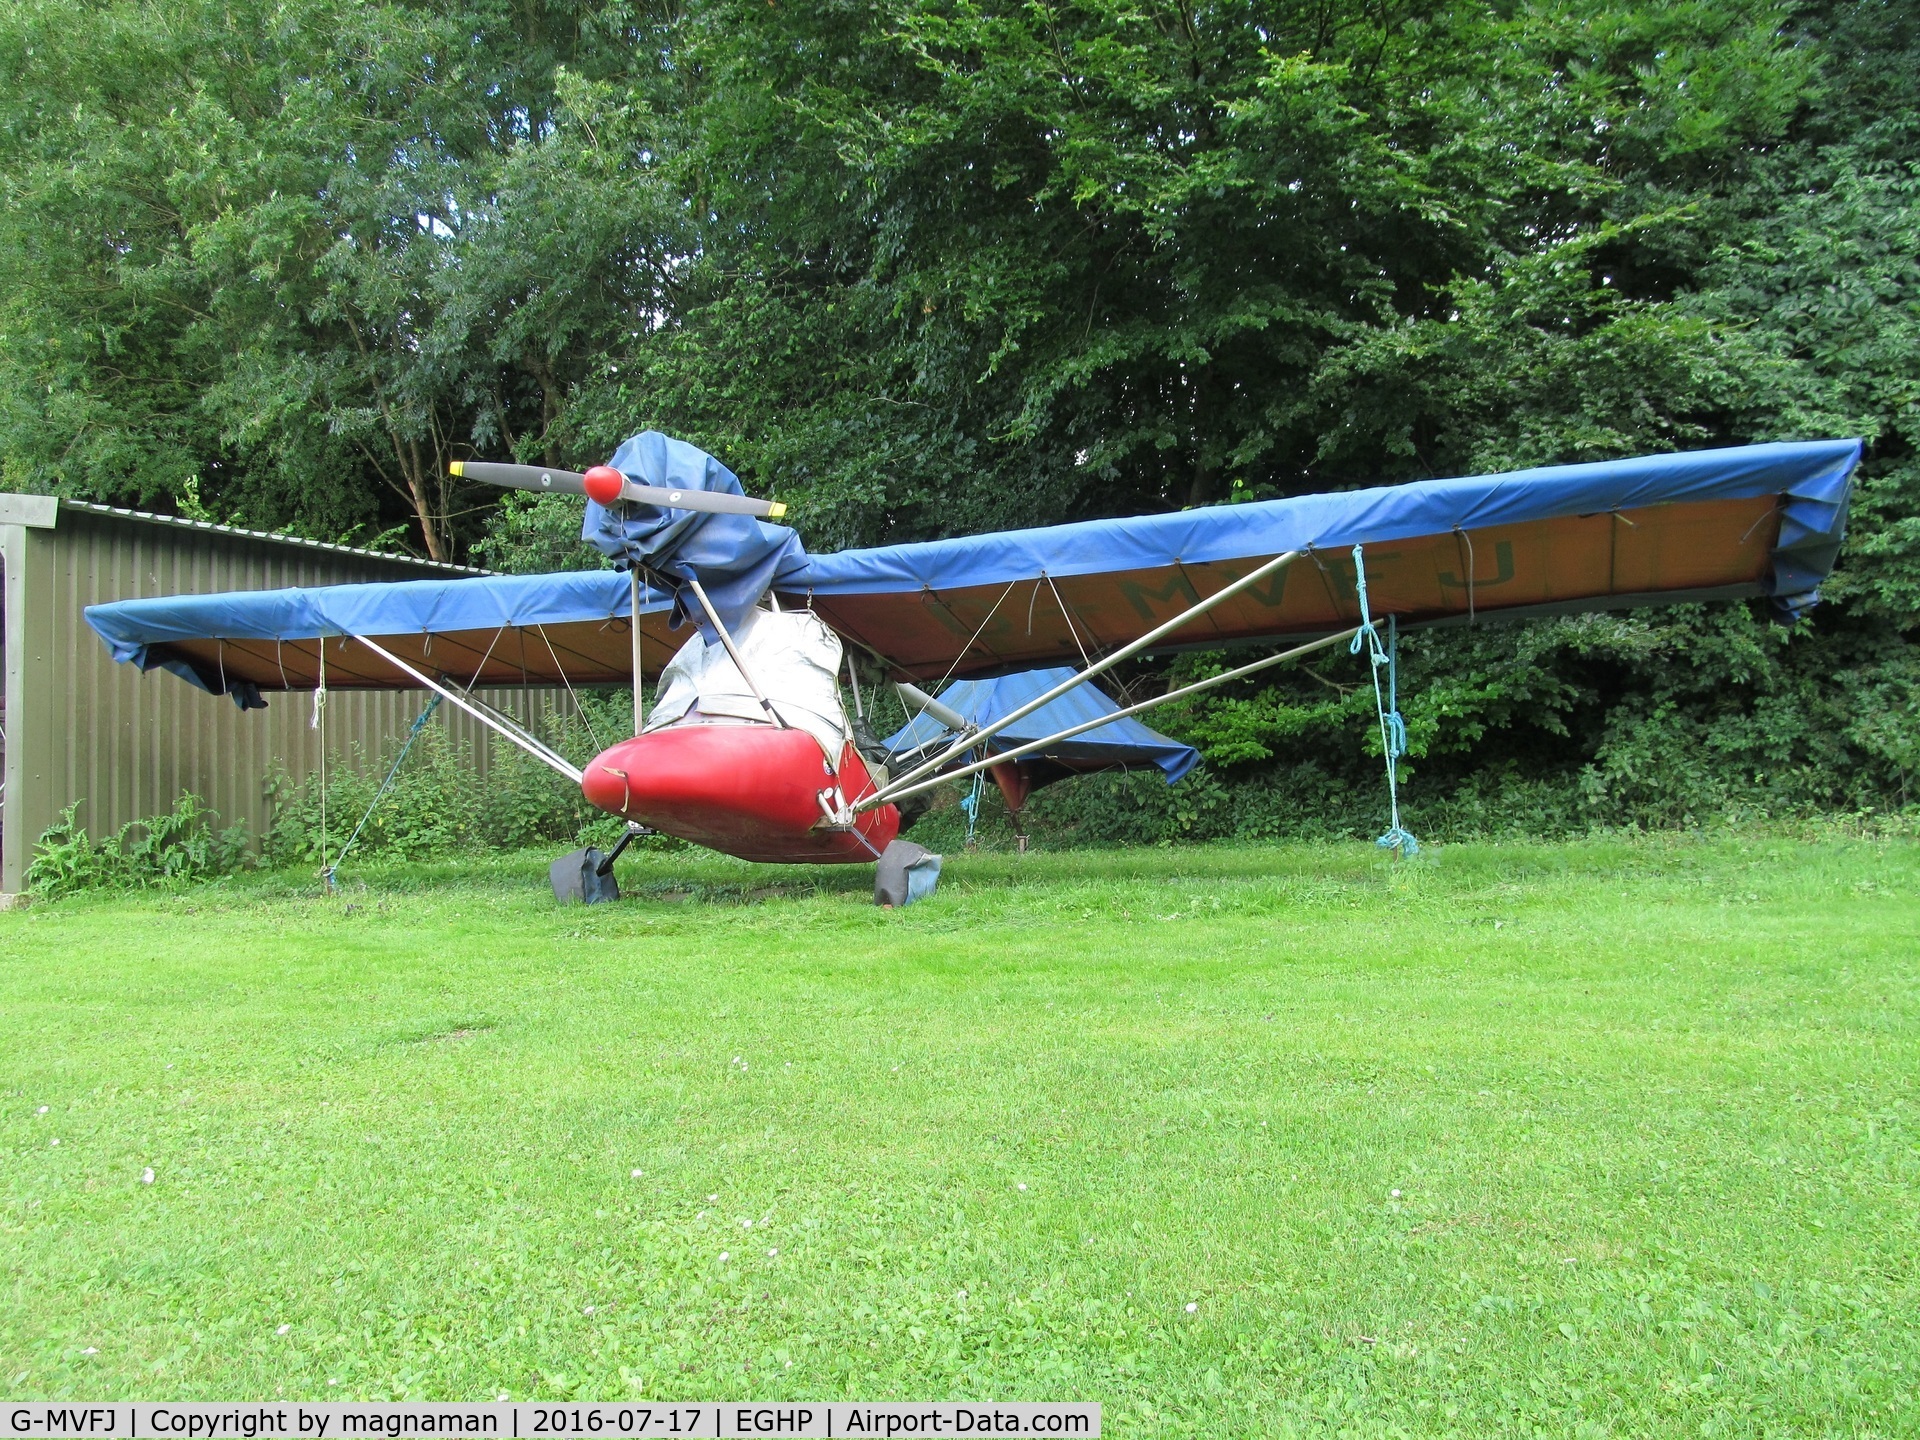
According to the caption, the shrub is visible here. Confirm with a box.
[28,794,249,897]
[259,690,686,866]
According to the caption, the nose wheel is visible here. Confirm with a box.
[550,822,649,905]
[874,839,943,908]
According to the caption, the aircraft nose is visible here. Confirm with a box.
[581,748,632,815]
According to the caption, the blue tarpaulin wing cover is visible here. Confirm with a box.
[796,439,1862,680]
[85,437,1862,700]
[882,668,1200,783]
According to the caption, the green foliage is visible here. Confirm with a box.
[470,492,609,575]
[259,693,667,867]
[0,0,681,559]
[27,794,248,897]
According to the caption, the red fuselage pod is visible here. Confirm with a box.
[580,724,901,864]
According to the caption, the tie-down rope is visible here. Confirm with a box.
[323,695,444,890]
[1350,545,1418,857]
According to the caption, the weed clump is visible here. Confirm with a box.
[27,794,248,897]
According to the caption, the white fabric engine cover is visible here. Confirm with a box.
[646,607,850,759]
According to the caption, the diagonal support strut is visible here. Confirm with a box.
[858,624,1359,812]
[869,550,1302,804]
[345,631,585,785]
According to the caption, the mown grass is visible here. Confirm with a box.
[1,836,1916,1435]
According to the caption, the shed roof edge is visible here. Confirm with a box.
[38,497,487,574]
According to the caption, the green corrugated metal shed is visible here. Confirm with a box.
[1,495,576,898]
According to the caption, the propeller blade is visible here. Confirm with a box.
[450,461,787,519]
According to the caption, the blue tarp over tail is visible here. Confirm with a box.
[883,668,1200,783]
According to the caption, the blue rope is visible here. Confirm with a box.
[1350,546,1418,856]
[323,695,443,889]
[959,768,985,846]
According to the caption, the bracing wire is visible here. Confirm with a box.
[1045,572,1095,671]
[535,624,601,755]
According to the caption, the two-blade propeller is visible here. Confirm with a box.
[449,460,787,520]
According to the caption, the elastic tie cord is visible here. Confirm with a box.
[324,696,443,890]
[1350,545,1418,857]
[313,639,328,884]
[1454,527,1476,625]
[959,769,986,847]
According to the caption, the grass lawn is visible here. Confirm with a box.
[1,835,1916,1434]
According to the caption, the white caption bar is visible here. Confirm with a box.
[1,1404,1099,1439]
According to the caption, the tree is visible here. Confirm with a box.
[0,0,680,558]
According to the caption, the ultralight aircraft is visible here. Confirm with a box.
[85,432,1862,900]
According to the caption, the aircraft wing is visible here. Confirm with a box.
[795,440,1860,680]
[85,569,681,706]
[85,439,1860,702]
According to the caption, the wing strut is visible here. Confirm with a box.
[857,625,1359,811]
[871,549,1303,802]
[344,631,585,785]
[686,577,789,729]
[630,569,646,737]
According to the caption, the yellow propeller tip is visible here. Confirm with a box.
[768,501,787,519]
[448,460,466,477]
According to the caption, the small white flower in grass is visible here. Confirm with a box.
[141,1168,154,1185]
[708,1193,719,1202]
[631,1168,643,1178]
[1390,1189,1401,1199]
[767,1248,778,1258]
[276,1324,291,1336]
[584,1305,595,1314]
[496,1395,510,1403]
[81,1348,98,1356]
[166,1064,174,1070]
[719,1252,730,1263]
[327,1380,339,1387]
[1016,1183,1027,1191]
[740,1218,752,1228]
[1185,1302,1198,1314]
[37,1106,48,1114]
[49,1138,60,1147]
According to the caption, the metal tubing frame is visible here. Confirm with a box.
[630,569,645,738]
[345,631,585,785]
[686,578,788,729]
[894,680,971,735]
[857,625,1359,812]
[845,650,865,719]
[445,682,583,778]
[873,549,1302,801]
